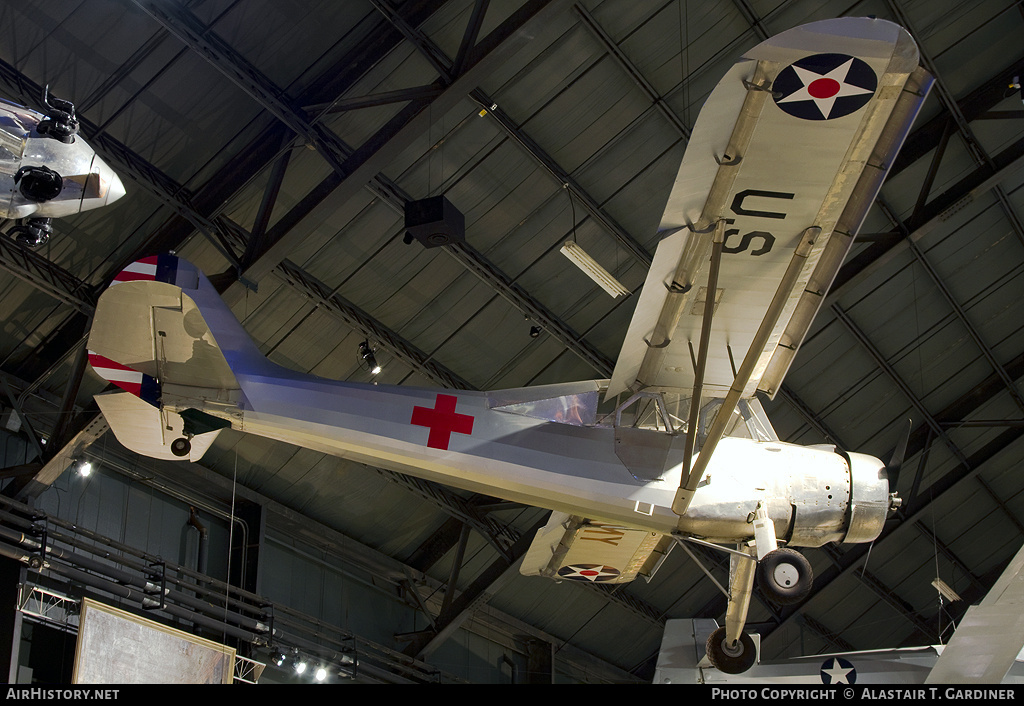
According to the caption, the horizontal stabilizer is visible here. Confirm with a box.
[94,390,222,462]
[521,511,673,584]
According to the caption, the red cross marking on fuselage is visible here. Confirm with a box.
[410,394,475,450]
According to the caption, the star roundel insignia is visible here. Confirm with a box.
[773,53,877,120]
[556,564,620,582]
[820,656,857,684]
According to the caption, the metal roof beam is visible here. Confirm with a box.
[238,0,573,285]
[468,89,652,266]
[330,1,656,268]
[445,241,615,376]
[890,55,1024,177]
[0,238,96,316]
[453,0,490,77]
[876,198,1024,414]
[271,260,476,390]
[369,0,455,82]
[130,0,355,179]
[573,4,689,140]
[831,134,1024,299]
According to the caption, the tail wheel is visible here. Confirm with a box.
[757,547,812,605]
[705,627,757,674]
[170,437,192,457]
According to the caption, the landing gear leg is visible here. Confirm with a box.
[706,544,759,674]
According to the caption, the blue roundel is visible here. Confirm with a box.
[773,53,877,120]
[820,656,857,684]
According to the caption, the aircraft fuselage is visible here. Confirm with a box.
[174,365,890,549]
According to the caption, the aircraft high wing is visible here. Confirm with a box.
[85,18,931,675]
[0,89,126,247]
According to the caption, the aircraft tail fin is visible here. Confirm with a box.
[87,255,260,461]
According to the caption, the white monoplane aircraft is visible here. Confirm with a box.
[85,17,932,674]
[1,88,126,246]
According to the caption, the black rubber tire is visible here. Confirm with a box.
[705,626,757,674]
[11,226,49,248]
[170,437,192,457]
[757,547,813,605]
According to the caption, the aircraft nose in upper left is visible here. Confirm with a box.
[84,153,126,208]
[98,156,126,206]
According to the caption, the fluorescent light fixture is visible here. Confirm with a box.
[931,578,961,602]
[560,241,629,298]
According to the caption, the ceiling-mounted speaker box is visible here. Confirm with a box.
[404,196,465,248]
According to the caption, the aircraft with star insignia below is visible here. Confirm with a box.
[85,17,932,675]
[654,542,1024,683]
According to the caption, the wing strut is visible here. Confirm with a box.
[680,220,726,482]
[672,226,821,518]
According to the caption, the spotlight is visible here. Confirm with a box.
[73,459,92,477]
[529,325,541,338]
[315,666,327,682]
[358,340,382,375]
[294,659,307,676]
[270,650,286,667]
[338,651,358,679]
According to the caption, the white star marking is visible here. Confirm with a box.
[821,658,855,684]
[776,58,874,119]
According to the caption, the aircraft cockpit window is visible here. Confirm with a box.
[740,399,779,442]
[697,398,779,442]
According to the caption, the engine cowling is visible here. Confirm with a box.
[842,451,897,544]
[677,439,898,548]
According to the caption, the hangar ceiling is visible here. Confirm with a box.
[1,0,1024,684]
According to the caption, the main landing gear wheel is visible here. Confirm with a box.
[705,627,757,674]
[8,218,54,248]
[170,437,192,457]
[757,547,813,605]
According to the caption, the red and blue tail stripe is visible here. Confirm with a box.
[109,253,181,286]
[87,255,183,407]
[86,352,161,407]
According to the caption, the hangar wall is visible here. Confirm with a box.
[0,426,548,684]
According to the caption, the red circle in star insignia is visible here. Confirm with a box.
[556,564,621,582]
[808,77,840,99]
